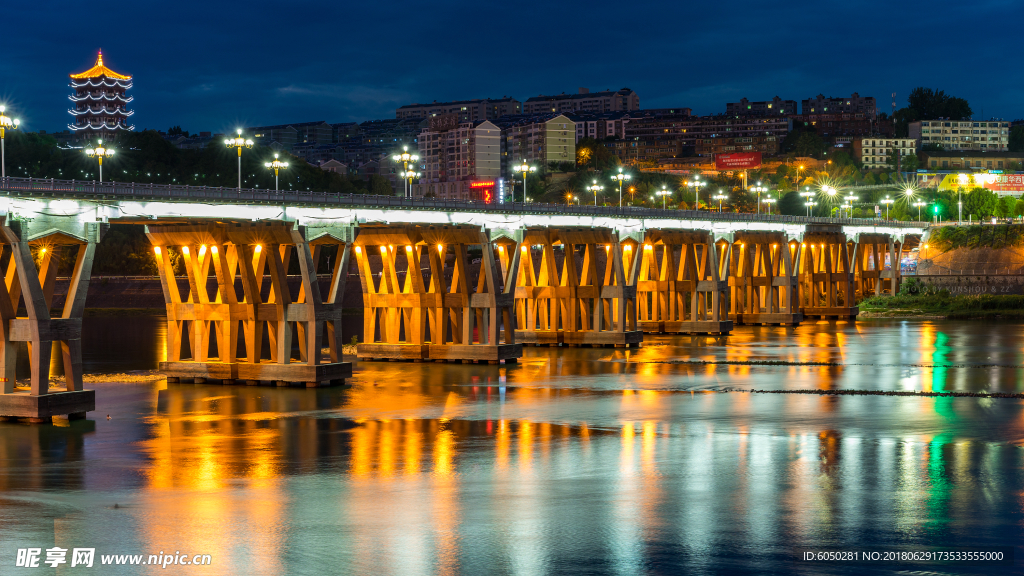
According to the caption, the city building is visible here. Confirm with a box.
[918,150,1024,170]
[495,114,575,181]
[412,117,501,201]
[523,88,639,115]
[68,50,134,136]
[801,93,876,120]
[726,97,796,117]
[790,113,892,145]
[908,120,1010,152]
[852,136,917,169]
[396,98,521,121]
[319,159,348,175]
[566,111,629,141]
[609,113,790,164]
[249,121,333,150]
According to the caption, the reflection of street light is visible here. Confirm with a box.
[880,195,894,220]
[513,159,537,203]
[84,139,115,182]
[751,181,767,214]
[611,167,631,207]
[588,181,604,206]
[805,200,817,217]
[225,129,254,190]
[713,190,728,212]
[913,200,926,220]
[0,105,21,179]
[392,146,420,199]
[656,185,672,209]
[264,153,289,191]
[762,195,776,215]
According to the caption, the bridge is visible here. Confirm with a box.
[0,176,926,422]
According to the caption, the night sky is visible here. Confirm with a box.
[2,0,1021,134]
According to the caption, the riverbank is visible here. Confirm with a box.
[860,293,1024,319]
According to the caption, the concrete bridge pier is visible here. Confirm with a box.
[635,229,733,336]
[148,221,352,387]
[728,231,803,326]
[353,224,521,364]
[0,218,101,422]
[514,227,642,347]
[798,229,858,320]
[852,233,902,298]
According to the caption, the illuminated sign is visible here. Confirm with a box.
[470,181,495,188]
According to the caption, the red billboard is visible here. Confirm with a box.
[715,152,762,170]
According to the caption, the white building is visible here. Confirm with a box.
[412,119,501,200]
[909,120,1009,152]
[852,137,917,169]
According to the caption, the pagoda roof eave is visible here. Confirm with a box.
[69,51,131,80]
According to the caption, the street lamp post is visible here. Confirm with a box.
[956,173,969,224]
[0,105,20,179]
[751,181,766,214]
[513,160,537,203]
[844,193,858,218]
[805,200,817,216]
[762,196,777,215]
[799,187,814,216]
[264,153,289,191]
[687,178,706,210]
[224,129,254,190]
[84,140,115,183]
[401,170,421,196]
[611,167,631,208]
[880,195,894,220]
[713,190,728,212]
[656,186,672,209]
[392,146,420,199]
[913,201,926,220]
[588,181,604,206]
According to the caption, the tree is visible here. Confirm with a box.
[1014,199,1024,217]
[575,138,618,171]
[963,187,998,219]
[775,165,791,179]
[794,131,827,158]
[369,175,394,195]
[778,191,804,216]
[863,172,877,185]
[893,87,973,137]
[996,195,1017,218]
[1010,125,1024,153]
[903,153,919,172]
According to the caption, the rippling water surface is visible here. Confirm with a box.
[1,317,1023,575]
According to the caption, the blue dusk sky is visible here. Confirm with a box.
[1,0,1021,133]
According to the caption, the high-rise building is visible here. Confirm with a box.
[494,114,575,181]
[412,117,501,201]
[852,137,917,169]
[801,93,876,120]
[68,51,134,136]
[523,88,639,115]
[396,98,521,121]
[726,97,796,116]
[908,120,1010,152]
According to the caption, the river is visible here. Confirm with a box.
[1,317,1021,574]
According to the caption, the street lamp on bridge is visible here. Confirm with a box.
[687,177,706,209]
[656,185,672,209]
[392,146,420,199]
[611,167,631,208]
[713,190,728,212]
[751,181,767,214]
[84,140,114,183]
[225,129,253,190]
[880,195,894,220]
[761,195,777,215]
[400,169,421,196]
[913,200,926,220]
[588,181,604,206]
[0,105,20,179]
[264,153,289,191]
[513,160,537,203]
[844,193,859,218]
[805,200,817,217]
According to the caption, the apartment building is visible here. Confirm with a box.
[396,98,521,121]
[726,96,796,116]
[909,120,1010,152]
[249,120,333,149]
[495,114,575,180]
[523,87,639,115]
[566,111,629,141]
[801,93,876,120]
[610,113,790,163]
[412,118,501,200]
[852,136,917,169]
[918,151,1024,170]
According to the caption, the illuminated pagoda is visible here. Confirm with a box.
[68,50,134,136]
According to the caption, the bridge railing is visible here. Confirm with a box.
[0,176,927,228]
